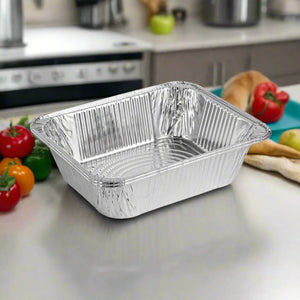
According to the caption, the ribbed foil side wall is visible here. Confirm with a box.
[93,146,249,218]
[31,82,270,218]
[53,144,248,219]
[52,152,97,208]
[197,99,240,151]
[74,94,154,161]
[39,84,252,166]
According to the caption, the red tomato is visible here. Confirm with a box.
[0,170,21,212]
[0,124,35,158]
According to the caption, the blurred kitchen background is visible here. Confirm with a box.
[1,0,300,109]
[23,0,201,27]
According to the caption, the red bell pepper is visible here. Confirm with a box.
[0,123,35,158]
[252,82,289,123]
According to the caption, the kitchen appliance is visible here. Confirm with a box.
[0,0,24,47]
[0,28,150,109]
[76,0,125,28]
[31,81,271,218]
[108,0,126,26]
[76,0,108,28]
[267,0,300,19]
[202,0,261,27]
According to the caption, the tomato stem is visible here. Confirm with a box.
[0,169,16,192]
[9,122,19,137]
[8,161,17,167]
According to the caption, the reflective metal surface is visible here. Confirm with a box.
[0,0,24,47]
[77,0,126,29]
[77,0,108,29]
[32,82,270,218]
[108,0,126,27]
[202,0,261,27]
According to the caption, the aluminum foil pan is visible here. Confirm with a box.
[31,82,271,219]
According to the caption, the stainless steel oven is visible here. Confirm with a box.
[0,51,150,108]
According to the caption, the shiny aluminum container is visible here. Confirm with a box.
[202,0,261,27]
[31,82,271,219]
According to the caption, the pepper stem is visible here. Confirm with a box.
[264,91,277,101]
[255,102,269,117]
[264,91,283,106]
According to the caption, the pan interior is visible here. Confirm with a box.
[82,136,206,180]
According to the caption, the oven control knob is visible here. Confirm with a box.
[12,73,22,83]
[0,75,8,84]
[123,63,135,73]
[96,67,102,75]
[78,69,89,79]
[28,71,42,84]
[52,70,64,81]
[108,65,118,74]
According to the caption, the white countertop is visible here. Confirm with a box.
[0,85,300,300]
[116,17,300,52]
[1,17,300,62]
[282,84,300,101]
[0,167,300,300]
[0,27,152,62]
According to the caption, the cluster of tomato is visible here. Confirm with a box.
[0,118,52,212]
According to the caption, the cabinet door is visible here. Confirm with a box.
[251,41,300,85]
[214,47,251,84]
[151,49,215,86]
[152,46,251,86]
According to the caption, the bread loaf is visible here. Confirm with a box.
[248,139,300,159]
[244,155,300,184]
[222,70,270,112]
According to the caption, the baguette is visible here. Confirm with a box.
[248,139,300,159]
[222,70,270,112]
[244,155,300,184]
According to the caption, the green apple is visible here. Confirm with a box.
[150,14,175,35]
[279,129,300,152]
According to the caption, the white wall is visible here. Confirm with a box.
[24,0,202,27]
[24,0,78,26]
